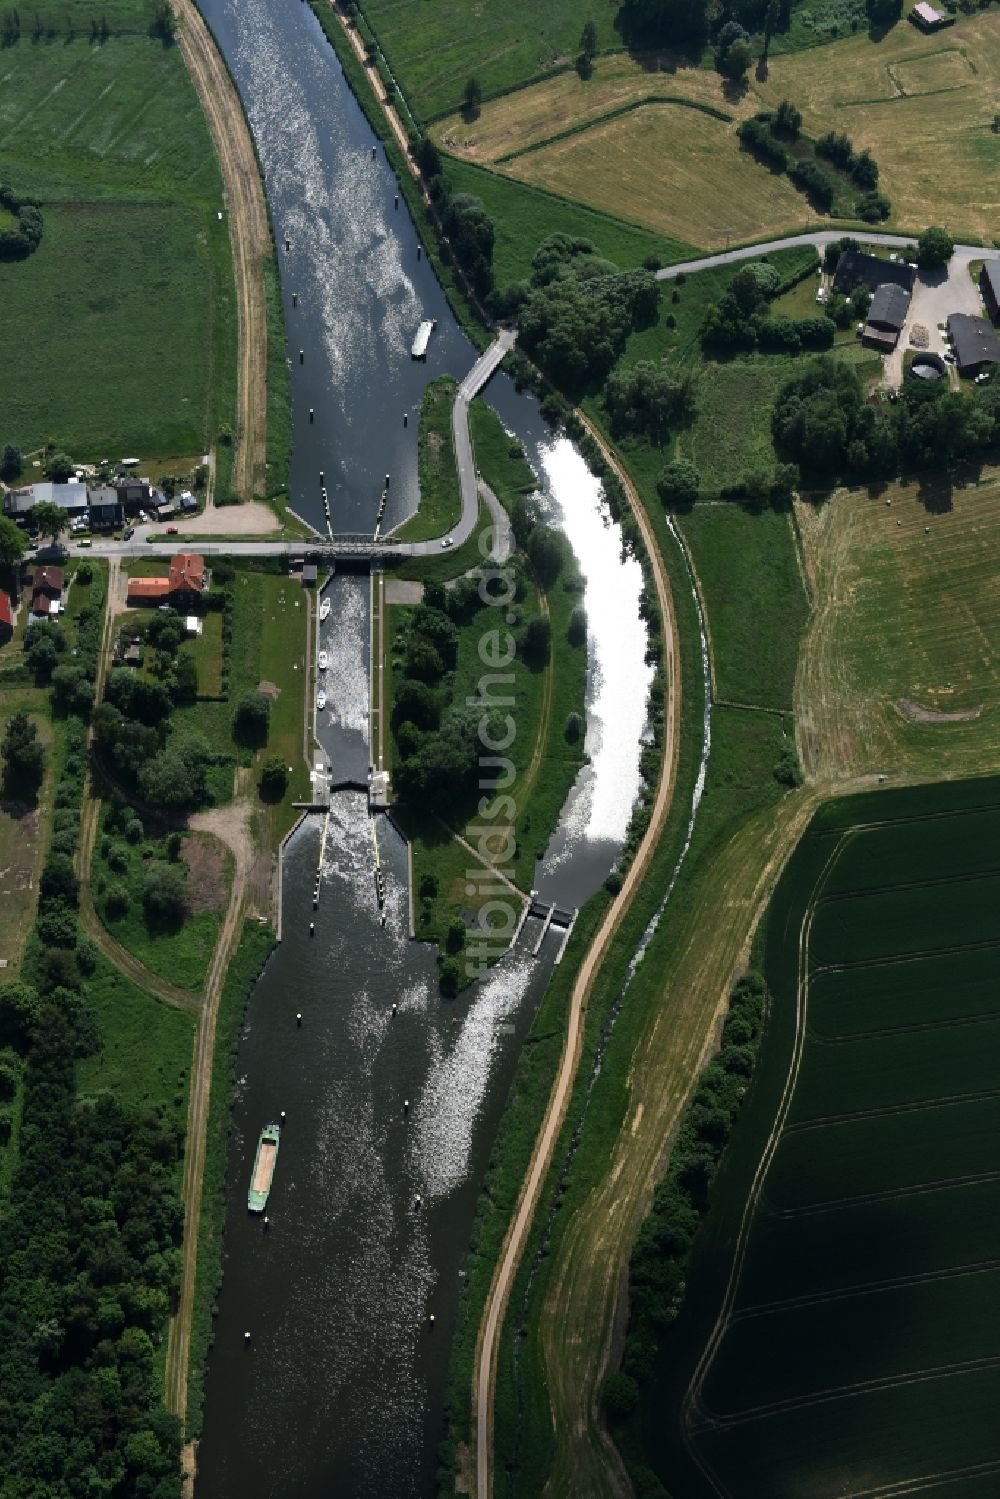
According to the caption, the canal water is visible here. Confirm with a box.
[194,0,652,1491]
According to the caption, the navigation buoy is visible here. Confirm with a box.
[293,292,298,307]
[403,412,408,427]
[297,1012,303,1027]
[428,1314,435,1327]
[309,921,315,935]
[385,473,390,487]
[320,469,325,482]
[414,1194,422,1209]
[403,1099,409,1114]
[372,146,376,159]
[394,194,398,209]
[280,1111,287,1123]
[244,1331,252,1345]
[284,237,290,250]
[309,409,314,423]
[417,246,421,261]
[263,1216,269,1231]
[391,1002,398,1016]
[299,349,304,364]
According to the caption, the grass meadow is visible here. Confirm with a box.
[646,775,1000,1497]
[442,157,696,285]
[0,29,235,458]
[432,10,1000,248]
[678,504,810,711]
[0,686,55,977]
[394,377,462,542]
[359,0,621,122]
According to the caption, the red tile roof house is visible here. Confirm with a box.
[168,552,206,599]
[0,589,13,644]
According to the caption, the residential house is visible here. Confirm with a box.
[29,481,89,516]
[947,314,1000,376]
[980,261,1000,323]
[2,487,35,522]
[862,283,911,351]
[179,491,199,513]
[833,250,915,298]
[168,552,206,601]
[31,565,63,617]
[0,589,13,644]
[87,485,124,531]
[115,479,152,512]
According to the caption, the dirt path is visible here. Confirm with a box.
[172,0,270,500]
[474,414,681,1499]
[165,797,255,1427]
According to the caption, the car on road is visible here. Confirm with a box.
[166,525,178,535]
[76,538,92,548]
[123,526,134,540]
[440,536,454,548]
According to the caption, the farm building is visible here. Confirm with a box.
[909,1,953,30]
[168,552,206,598]
[127,577,172,605]
[3,481,88,521]
[833,250,915,298]
[980,261,1000,322]
[115,479,152,511]
[947,313,1000,376]
[0,590,13,644]
[863,283,911,351]
[2,487,34,520]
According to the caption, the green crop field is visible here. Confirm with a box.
[645,774,1000,1497]
[0,28,234,458]
[678,505,809,711]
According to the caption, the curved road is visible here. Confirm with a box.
[654,229,985,280]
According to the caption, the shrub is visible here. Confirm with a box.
[565,712,584,744]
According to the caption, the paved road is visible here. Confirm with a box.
[654,230,986,280]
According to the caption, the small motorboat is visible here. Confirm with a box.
[316,689,327,711]
[319,597,331,622]
[318,650,328,671]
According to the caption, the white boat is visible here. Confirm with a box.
[316,689,327,711]
[411,319,436,359]
[317,650,328,671]
[319,597,331,622]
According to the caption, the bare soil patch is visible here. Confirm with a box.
[257,679,281,700]
[898,696,982,724]
[182,832,231,913]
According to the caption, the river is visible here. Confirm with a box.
[193,0,652,1491]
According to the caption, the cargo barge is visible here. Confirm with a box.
[248,1123,280,1212]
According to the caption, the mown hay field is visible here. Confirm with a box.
[498,103,807,251]
[435,13,1000,245]
[0,32,234,456]
[795,473,1000,784]
[656,775,1000,1497]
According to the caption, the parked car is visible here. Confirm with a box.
[76,538,92,548]
[166,525,178,535]
[123,526,134,540]
[440,536,454,548]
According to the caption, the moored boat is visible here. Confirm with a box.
[248,1123,280,1213]
[316,689,327,711]
[318,649,328,671]
[319,597,331,622]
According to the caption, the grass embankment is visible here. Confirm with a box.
[390,400,587,947]
[394,377,463,541]
[646,775,1000,1496]
[186,918,277,1435]
[391,500,493,584]
[796,472,1000,783]
[678,504,810,710]
[0,20,236,458]
[91,824,232,991]
[263,259,292,502]
[0,687,56,979]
